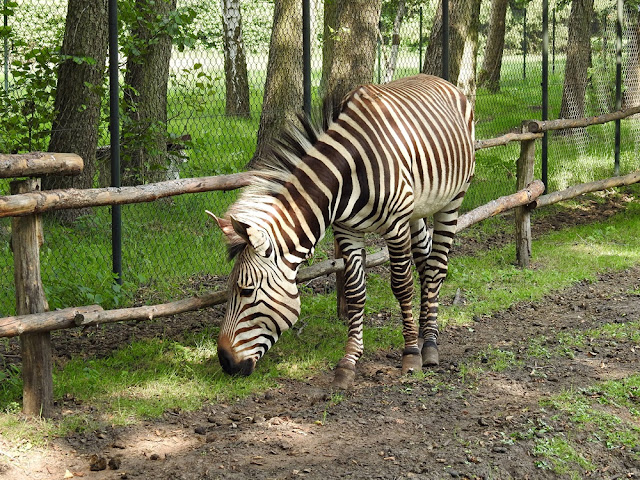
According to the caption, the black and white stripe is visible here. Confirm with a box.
[212,74,475,387]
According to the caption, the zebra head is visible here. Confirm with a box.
[209,211,301,376]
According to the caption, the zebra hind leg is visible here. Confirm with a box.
[418,200,463,367]
[385,224,422,375]
[331,230,366,390]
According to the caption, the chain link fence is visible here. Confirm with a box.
[0,0,638,316]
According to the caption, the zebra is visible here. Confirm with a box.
[209,74,475,389]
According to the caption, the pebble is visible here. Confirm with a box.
[194,425,207,435]
[492,446,508,454]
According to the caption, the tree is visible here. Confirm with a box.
[478,0,509,92]
[323,0,383,112]
[623,5,640,109]
[251,0,303,165]
[421,0,481,86]
[455,0,481,106]
[559,0,594,121]
[44,0,108,206]
[221,0,250,117]
[121,0,177,186]
[383,0,407,84]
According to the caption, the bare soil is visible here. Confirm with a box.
[1,193,640,480]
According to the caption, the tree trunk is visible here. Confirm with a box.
[121,0,176,186]
[623,6,640,109]
[478,0,509,93]
[559,0,594,121]
[43,0,108,221]
[250,0,303,166]
[383,0,406,84]
[323,0,382,113]
[320,0,339,97]
[455,0,481,106]
[422,0,478,85]
[221,0,250,117]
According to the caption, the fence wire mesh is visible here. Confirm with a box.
[0,0,638,316]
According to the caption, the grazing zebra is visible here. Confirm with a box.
[209,74,475,389]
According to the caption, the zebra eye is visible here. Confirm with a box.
[239,287,254,297]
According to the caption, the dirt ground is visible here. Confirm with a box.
[1,193,640,480]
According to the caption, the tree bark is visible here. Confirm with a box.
[422,0,479,86]
[250,0,303,166]
[320,0,339,97]
[122,0,176,186]
[323,0,382,113]
[478,0,509,93]
[455,0,481,106]
[221,0,250,117]
[383,0,406,84]
[623,6,640,109]
[43,0,108,221]
[559,0,594,121]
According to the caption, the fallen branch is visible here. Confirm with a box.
[0,152,83,179]
[0,249,389,338]
[457,180,545,232]
[0,172,255,218]
[534,170,640,209]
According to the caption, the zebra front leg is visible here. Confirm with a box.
[386,224,422,375]
[331,231,366,390]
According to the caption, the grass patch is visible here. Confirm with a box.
[1,193,640,444]
[537,376,640,476]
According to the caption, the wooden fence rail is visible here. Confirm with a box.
[3,105,640,417]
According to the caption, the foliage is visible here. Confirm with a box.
[0,0,60,153]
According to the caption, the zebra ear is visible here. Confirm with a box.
[229,216,271,257]
[206,210,245,246]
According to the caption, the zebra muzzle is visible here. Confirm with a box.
[218,345,256,376]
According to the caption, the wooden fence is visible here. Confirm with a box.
[2,107,640,417]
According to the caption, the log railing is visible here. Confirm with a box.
[2,105,640,418]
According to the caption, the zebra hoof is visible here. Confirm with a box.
[331,366,356,390]
[422,341,439,367]
[401,352,422,375]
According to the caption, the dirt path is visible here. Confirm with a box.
[3,263,639,480]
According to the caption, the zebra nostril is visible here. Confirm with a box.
[218,346,256,376]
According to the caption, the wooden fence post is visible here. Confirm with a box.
[11,179,52,417]
[515,125,536,268]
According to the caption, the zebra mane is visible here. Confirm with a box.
[224,99,342,260]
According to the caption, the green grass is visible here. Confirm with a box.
[2,192,640,445]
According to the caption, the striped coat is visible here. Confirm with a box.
[211,74,475,388]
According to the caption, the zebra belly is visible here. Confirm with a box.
[410,196,454,220]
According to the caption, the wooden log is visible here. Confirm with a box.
[474,131,544,150]
[0,306,103,337]
[0,172,255,218]
[515,136,536,268]
[11,179,53,418]
[527,105,640,133]
[456,180,545,233]
[534,170,640,209]
[0,152,83,178]
[0,249,390,337]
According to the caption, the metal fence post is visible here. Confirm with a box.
[542,0,549,193]
[109,0,122,285]
[615,0,623,176]
[442,0,449,80]
[302,0,311,117]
